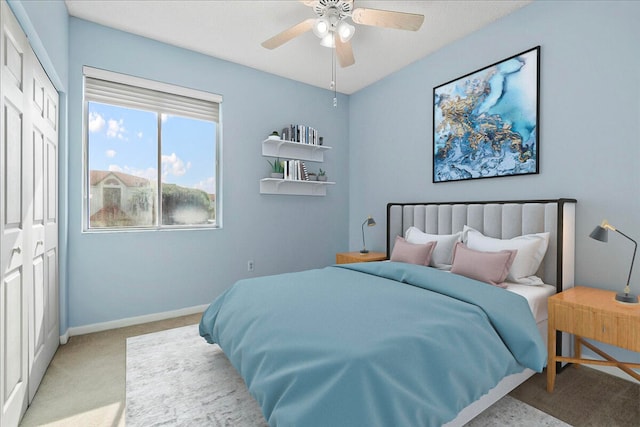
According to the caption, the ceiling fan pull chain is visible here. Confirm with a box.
[332,38,337,107]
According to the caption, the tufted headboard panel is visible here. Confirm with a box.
[386,199,577,293]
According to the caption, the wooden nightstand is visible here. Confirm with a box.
[336,251,387,264]
[547,286,640,392]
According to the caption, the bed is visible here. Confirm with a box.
[200,198,576,426]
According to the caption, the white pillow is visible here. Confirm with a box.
[462,225,550,284]
[404,227,462,268]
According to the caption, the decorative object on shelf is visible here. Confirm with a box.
[360,216,376,254]
[433,46,540,183]
[317,168,327,182]
[319,136,324,146]
[268,158,284,179]
[267,131,280,140]
[261,1,424,107]
[307,172,317,181]
[589,219,638,304]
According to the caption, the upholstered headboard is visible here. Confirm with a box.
[386,199,577,293]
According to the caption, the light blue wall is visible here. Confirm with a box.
[8,0,70,333]
[15,1,640,371]
[349,1,640,364]
[66,18,349,327]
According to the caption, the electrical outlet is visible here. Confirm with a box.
[247,260,254,272]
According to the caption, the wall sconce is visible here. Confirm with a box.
[360,216,376,254]
[589,219,638,304]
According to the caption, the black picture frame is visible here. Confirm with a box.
[433,46,540,183]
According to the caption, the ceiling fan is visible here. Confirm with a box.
[261,0,425,68]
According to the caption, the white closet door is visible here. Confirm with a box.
[0,0,31,424]
[28,52,59,402]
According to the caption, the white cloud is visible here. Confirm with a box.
[106,149,117,158]
[131,167,157,181]
[194,176,216,194]
[107,118,126,140]
[88,112,106,133]
[137,131,143,139]
[161,152,190,178]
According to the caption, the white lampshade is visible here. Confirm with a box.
[337,21,355,42]
[313,18,330,38]
[320,33,335,48]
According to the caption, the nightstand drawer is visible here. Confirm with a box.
[551,301,640,351]
[557,305,618,344]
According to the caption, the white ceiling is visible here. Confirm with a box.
[64,0,531,94]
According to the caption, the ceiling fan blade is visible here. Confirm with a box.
[335,37,355,68]
[351,8,424,31]
[261,18,316,49]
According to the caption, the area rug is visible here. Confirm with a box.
[126,324,571,427]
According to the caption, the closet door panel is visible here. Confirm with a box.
[30,122,46,373]
[2,269,25,411]
[4,102,22,226]
[32,256,45,353]
[0,1,30,422]
[27,52,59,402]
[46,250,57,330]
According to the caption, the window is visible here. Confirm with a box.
[83,67,222,230]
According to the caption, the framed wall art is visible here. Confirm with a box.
[433,46,540,183]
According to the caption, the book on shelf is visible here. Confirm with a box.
[282,160,309,181]
[280,124,319,145]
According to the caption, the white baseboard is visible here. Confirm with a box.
[59,304,208,344]
[60,330,70,345]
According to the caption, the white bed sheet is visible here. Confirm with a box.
[505,283,556,323]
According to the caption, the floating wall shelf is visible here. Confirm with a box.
[260,178,335,196]
[262,138,331,162]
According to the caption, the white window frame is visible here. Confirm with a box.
[82,66,223,232]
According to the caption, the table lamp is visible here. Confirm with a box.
[360,216,376,254]
[589,219,638,304]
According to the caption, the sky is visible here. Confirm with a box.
[88,102,217,194]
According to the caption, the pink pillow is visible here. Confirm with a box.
[450,242,517,288]
[390,236,437,266]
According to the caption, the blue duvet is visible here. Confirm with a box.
[199,262,546,427]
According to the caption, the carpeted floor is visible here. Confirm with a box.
[20,314,202,427]
[511,364,640,426]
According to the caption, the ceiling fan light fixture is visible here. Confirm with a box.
[313,18,330,38]
[320,33,335,48]
[337,21,355,42]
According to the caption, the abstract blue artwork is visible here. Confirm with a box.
[433,47,539,183]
